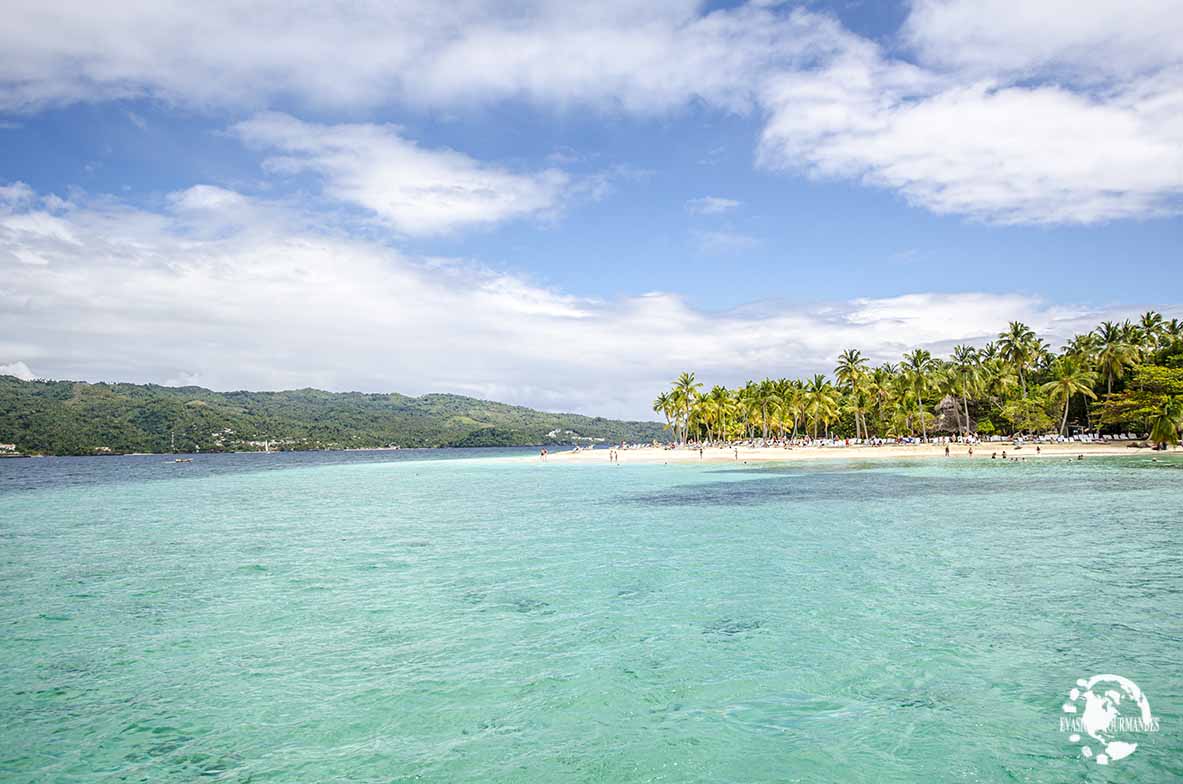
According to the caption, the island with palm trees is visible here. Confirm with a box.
[551,312,1183,464]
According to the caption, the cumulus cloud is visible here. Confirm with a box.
[757,51,1183,223]
[0,1,814,113]
[686,196,740,215]
[0,182,35,206]
[233,113,569,235]
[903,0,1183,80]
[2,183,1172,419]
[2,2,1180,224]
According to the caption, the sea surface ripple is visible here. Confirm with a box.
[2,451,1180,782]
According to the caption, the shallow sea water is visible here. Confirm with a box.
[2,450,1181,782]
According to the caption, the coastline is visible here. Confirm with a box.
[539,441,1176,465]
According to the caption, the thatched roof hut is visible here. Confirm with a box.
[932,394,975,434]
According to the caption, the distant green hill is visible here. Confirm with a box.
[0,376,665,455]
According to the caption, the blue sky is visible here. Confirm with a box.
[1,1,1181,418]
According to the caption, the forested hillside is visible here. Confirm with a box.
[0,378,664,455]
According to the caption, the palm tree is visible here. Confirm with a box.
[735,382,756,439]
[769,378,796,439]
[672,372,702,444]
[869,364,897,437]
[1149,397,1183,449]
[756,378,777,441]
[998,321,1038,399]
[1061,333,1100,429]
[1119,320,1149,363]
[1041,357,1098,435]
[652,392,674,438]
[949,345,983,437]
[835,349,870,439]
[803,374,840,438]
[1140,311,1164,350]
[780,378,805,438]
[1094,321,1137,395]
[700,385,734,443]
[982,356,1018,403]
[1063,333,1099,362]
[902,348,937,440]
[888,371,916,437]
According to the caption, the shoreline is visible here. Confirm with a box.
[539,441,1178,465]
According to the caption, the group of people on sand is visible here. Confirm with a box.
[666,434,993,451]
[544,438,1105,463]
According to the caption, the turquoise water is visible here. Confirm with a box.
[2,451,1181,782]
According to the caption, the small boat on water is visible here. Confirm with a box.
[174,458,193,463]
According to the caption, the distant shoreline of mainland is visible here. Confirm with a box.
[0,375,664,457]
[0,444,547,459]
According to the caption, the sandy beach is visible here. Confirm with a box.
[541,440,1174,465]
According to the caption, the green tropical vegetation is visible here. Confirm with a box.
[0,378,665,455]
[654,312,1183,449]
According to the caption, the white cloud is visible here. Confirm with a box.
[0,361,37,380]
[757,17,1183,224]
[0,1,814,113]
[686,196,740,215]
[168,184,249,213]
[2,183,1172,419]
[233,113,569,235]
[0,182,35,205]
[2,3,1182,225]
[903,0,1183,80]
